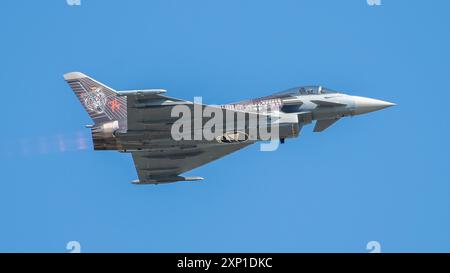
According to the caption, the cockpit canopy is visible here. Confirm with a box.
[274,86,338,97]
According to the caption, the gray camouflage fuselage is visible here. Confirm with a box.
[64,72,395,184]
[222,85,395,136]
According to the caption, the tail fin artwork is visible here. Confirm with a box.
[63,72,127,124]
[64,72,128,151]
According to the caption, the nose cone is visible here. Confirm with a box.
[352,96,396,115]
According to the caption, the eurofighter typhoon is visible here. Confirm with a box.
[64,72,395,185]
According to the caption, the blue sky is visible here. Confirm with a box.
[0,0,449,252]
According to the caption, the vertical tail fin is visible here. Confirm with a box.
[63,72,127,124]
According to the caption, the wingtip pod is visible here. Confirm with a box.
[116,89,167,97]
[132,176,205,185]
[184,176,205,182]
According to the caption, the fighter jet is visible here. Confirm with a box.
[64,72,395,184]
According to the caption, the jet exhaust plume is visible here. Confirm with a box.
[0,131,92,158]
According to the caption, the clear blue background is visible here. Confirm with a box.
[0,0,449,252]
